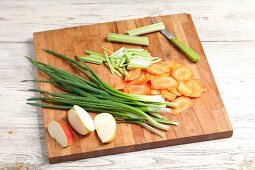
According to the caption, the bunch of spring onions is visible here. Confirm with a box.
[25,49,178,137]
[78,47,162,77]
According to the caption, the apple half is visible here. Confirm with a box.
[68,105,95,135]
[94,113,117,143]
[48,120,74,148]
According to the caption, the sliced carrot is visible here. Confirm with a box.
[126,85,146,95]
[139,73,150,84]
[186,79,205,97]
[161,89,177,101]
[171,62,184,71]
[148,74,156,82]
[151,89,161,95]
[144,84,151,95]
[170,88,182,96]
[147,63,170,75]
[172,97,192,116]
[124,86,129,93]
[159,72,170,77]
[128,74,145,85]
[158,61,175,70]
[171,66,193,81]
[124,69,141,81]
[151,76,178,90]
[178,81,192,96]
[113,81,126,90]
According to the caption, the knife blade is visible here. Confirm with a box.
[151,20,200,63]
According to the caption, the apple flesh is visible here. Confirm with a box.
[94,113,116,143]
[68,105,95,135]
[48,120,74,148]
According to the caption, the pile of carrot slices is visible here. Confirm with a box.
[113,61,206,115]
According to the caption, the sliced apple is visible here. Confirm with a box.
[94,113,116,143]
[68,105,95,135]
[48,120,74,148]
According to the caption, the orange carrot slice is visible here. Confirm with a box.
[147,63,170,75]
[128,74,144,85]
[113,81,126,90]
[171,63,184,71]
[170,88,182,96]
[124,69,141,81]
[139,73,150,84]
[172,97,192,116]
[144,84,151,95]
[159,61,174,70]
[151,89,161,95]
[186,79,205,97]
[177,81,192,96]
[159,72,170,77]
[171,67,193,81]
[151,76,178,90]
[161,89,177,101]
[148,74,156,82]
[126,85,147,95]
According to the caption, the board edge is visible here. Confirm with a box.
[48,130,233,164]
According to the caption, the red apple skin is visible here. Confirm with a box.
[57,121,74,146]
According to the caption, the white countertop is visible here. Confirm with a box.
[0,0,254,169]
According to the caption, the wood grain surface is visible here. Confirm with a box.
[33,13,232,163]
[1,0,255,169]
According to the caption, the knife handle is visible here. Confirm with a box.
[170,37,200,62]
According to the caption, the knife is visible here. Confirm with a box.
[151,20,200,63]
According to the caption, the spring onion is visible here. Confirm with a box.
[107,33,149,46]
[25,49,178,137]
[127,22,165,36]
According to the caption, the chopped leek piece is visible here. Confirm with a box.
[107,33,149,46]
[126,22,165,36]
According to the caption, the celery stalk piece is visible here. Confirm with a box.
[110,47,126,58]
[152,58,162,63]
[127,49,151,57]
[77,55,104,64]
[123,67,128,76]
[127,64,149,69]
[126,48,146,51]
[80,58,103,64]
[119,57,126,67]
[87,55,106,61]
[114,69,122,77]
[126,22,165,36]
[129,58,152,65]
[84,49,104,57]
[105,62,122,77]
[104,51,115,74]
[116,67,125,76]
[107,33,149,46]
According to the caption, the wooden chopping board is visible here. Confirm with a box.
[33,13,233,164]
